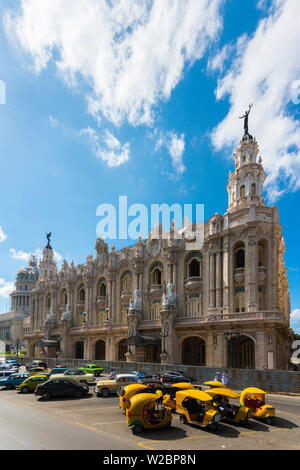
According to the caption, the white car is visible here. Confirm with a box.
[94,374,139,397]
[50,369,95,384]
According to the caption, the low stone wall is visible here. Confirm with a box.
[22,357,300,394]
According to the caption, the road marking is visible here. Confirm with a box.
[138,442,157,450]
[75,422,101,432]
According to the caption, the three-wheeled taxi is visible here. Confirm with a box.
[119,383,148,410]
[240,387,275,424]
[175,389,221,430]
[126,392,172,434]
[163,382,196,410]
[204,381,227,389]
[207,387,251,424]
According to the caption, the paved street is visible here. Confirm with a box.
[0,383,299,450]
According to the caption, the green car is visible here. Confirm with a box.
[17,374,50,393]
[79,364,103,377]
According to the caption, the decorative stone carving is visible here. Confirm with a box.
[129,290,142,311]
[45,307,55,324]
[61,304,71,322]
[162,282,177,307]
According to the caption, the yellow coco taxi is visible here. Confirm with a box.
[204,381,227,389]
[119,384,148,410]
[240,387,275,424]
[175,389,221,430]
[126,391,172,434]
[207,387,251,424]
[163,382,196,411]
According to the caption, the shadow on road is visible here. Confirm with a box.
[37,393,94,402]
[258,416,298,430]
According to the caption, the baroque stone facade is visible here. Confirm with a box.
[25,135,292,369]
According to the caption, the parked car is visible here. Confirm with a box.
[17,374,50,393]
[6,360,21,368]
[28,367,50,376]
[128,370,153,379]
[0,370,14,381]
[156,370,195,384]
[79,364,103,377]
[48,367,68,376]
[0,372,29,389]
[50,369,95,384]
[0,364,12,371]
[26,360,48,371]
[35,378,89,400]
[95,374,139,397]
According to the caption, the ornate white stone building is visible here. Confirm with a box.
[25,134,292,369]
[0,255,39,351]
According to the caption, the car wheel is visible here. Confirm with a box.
[22,386,30,393]
[42,392,51,400]
[75,390,82,399]
[179,414,187,424]
[101,388,110,398]
[5,384,13,390]
[132,424,143,434]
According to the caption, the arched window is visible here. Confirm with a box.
[234,243,245,268]
[149,262,163,285]
[185,293,203,317]
[182,337,206,366]
[97,278,106,297]
[150,300,161,320]
[251,183,256,195]
[185,252,203,279]
[258,240,267,267]
[60,289,68,305]
[118,339,127,361]
[97,309,106,325]
[235,287,245,313]
[78,284,85,302]
[120,271,132,293]
[240,185,246,199]
[95,340,105,360]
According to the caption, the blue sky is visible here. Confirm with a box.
[0,0,299,331]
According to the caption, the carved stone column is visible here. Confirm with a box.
[247,237,258,311]
[209,252,216,309]
[160,306,178,364]
[216,250,222,309]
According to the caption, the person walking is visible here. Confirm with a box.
[221,371,228,386]
[214,371,221,382]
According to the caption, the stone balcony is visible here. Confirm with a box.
[184,276,202,292]
[96,296,106,305]
[174,310,285,327]
[234,267,245,283]
[120,291,131,302]
[149,284,163,296]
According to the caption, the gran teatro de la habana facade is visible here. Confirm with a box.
[25,133,292,370]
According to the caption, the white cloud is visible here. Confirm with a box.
[154,130,186,173]
[211,0,300,202]
[5,0,223,126]
[0,278,14,298]
[291,309,300,324]
[10,248,62,263]
[0,226,7,243]
[80,127,130,167]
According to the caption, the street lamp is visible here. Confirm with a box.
[160,325,169,355]
[224,324,240,369]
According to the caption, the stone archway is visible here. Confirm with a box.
[182,336,206,366]
[95,340,106,360]
[230,335,255,369]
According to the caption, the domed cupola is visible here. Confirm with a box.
[38,233,58,283]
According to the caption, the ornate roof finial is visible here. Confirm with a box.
[45,232,52,249]
[239,103,253,141]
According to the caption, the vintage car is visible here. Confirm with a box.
[126,391,172,434]
[0,372,29,389]
[95,374,139,397]
[50,369,95,384]
[240,387,276,424]
[28,367,51,376]
[79,364,103,377]
[175,389,221,430]
[26,360,48,371]
[48,367,68,376]
[35,378,89,400]
[17,374,50,393]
